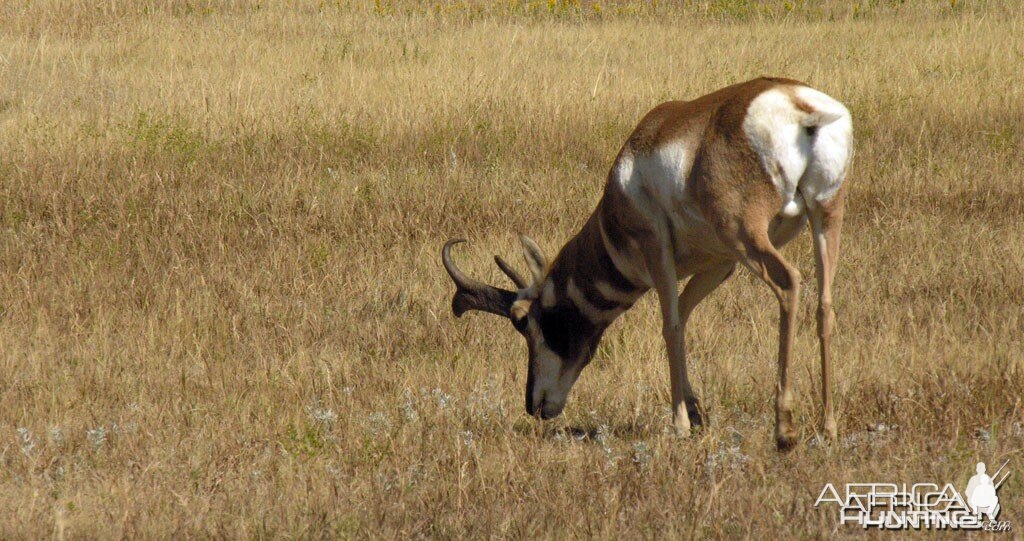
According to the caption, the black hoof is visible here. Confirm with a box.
[687,402,705,429]
[776,434,799,452]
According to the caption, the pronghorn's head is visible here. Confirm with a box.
[442,236,601,420]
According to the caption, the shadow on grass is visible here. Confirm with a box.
[512,420,661,442]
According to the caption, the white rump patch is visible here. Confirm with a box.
[793,87,853,205]
[744,87,853,213]
[743,89,808,213]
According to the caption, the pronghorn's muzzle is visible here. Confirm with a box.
[526,395,564,420]
[537,401,564,420]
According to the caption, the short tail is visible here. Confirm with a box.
[800,109,845,127]
[793,88,850,127]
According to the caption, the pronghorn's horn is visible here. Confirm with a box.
[494,255,527,289]
[442,239,517,318]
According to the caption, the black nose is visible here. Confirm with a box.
[526,396,551,419]
[526,397,559,420]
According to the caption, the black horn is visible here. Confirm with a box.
[442,239,517,318]
[494,255,528,289]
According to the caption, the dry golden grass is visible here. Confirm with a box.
[1,0,1022,538]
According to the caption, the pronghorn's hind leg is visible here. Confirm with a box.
[735,224,803,452]
[807,189,845,441]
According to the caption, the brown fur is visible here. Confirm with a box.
[445,77,849,450]
[547,77,846,449]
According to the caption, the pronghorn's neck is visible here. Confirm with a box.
[537,195,648,339]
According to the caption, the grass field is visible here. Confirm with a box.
[1,0,1023,537]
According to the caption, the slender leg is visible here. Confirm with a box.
[640,237,702,434]
[738,234,802,451]
[673,263,735,426]
[808,197,844,440]
[679,263,736,328]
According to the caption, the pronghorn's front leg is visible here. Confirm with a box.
[640,235,703,434]
[808,192,845,441]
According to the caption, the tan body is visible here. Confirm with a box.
[443,77,853,450]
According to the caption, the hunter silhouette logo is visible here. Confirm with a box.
[966,461,1008,520]
[815,460,1012,531]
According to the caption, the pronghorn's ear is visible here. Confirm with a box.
[519,234,548,284]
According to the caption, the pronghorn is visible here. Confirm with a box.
[442,77,852,450]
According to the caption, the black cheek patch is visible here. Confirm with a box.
[539,306,594,359]
[525,342,536,414]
